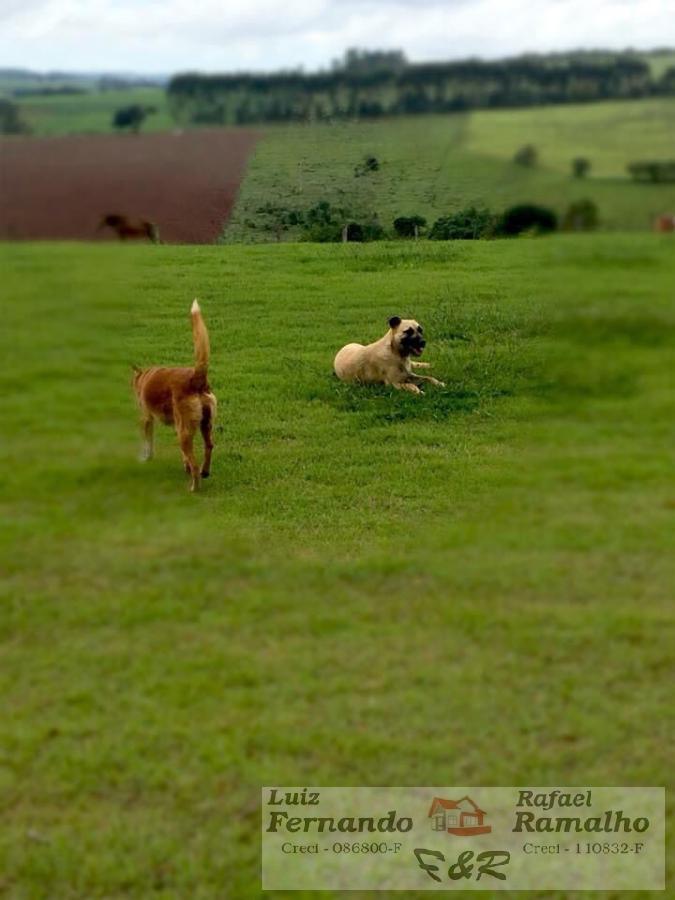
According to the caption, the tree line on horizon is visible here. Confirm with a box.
[167,49,674,126]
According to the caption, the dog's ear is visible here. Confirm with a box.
[388,316,402,330]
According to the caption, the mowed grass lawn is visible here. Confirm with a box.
[1,237,674,898]
[226,98,675,239]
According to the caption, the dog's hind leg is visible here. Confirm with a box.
[178,427,200,492]
[174,401,201,492]
[140,413,154,461]
[199,400,215,478]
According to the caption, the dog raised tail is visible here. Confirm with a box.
[191,299,210,379]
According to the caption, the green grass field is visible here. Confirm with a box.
[1,236,674,898]
[16,87,171,136]
[226,98,675,238]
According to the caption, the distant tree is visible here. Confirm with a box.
[562,199,599,231]
[167,52,655,127]
[572,157,591,178]
[335,48,407,75]
[112,104,156,134]
[429,207,494,240]
[513,144,538,167]
[0,98,30,134]
[393,215,427,238]
[496,204,558,236]
[627,160,675,183]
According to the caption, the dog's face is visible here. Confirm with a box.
[388,316,426,357]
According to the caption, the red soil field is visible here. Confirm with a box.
[0,129,261,243]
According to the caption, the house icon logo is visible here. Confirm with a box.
[428,795,492,836]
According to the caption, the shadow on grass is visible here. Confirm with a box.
[331,381,485,423]
[296,366,516,426]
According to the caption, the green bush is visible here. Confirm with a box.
[302,222,343,242]
[300,201,342,241]
[496,204,558,236]
[249,203,304,240]
[299,201,384,242]
[393,215,427,238]
[360,218,385,241]
[429,207,494,240]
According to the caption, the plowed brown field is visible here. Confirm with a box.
[0,129,261,243]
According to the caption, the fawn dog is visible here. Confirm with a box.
[133,300,217,491]
[334,316,445,394]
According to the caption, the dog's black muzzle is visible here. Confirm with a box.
[402,336,426,357]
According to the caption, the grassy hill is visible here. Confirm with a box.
[226,98,675,238]
[0,69,101,95]
[6,86,674,233]
[1,236,673,896]
[13,86,170,136]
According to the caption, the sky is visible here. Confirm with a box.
[1,0,673,75]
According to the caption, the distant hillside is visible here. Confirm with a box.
[0,68,166,98]
[8,87,171,136]
[4,50,674,138]
[225,97,675,239]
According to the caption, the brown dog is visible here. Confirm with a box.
[334,316,445,394]
[99,214,160,243]
[133,300,217,491]
[654,213,675,233]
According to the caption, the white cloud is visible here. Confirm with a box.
[0,0,673,74]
